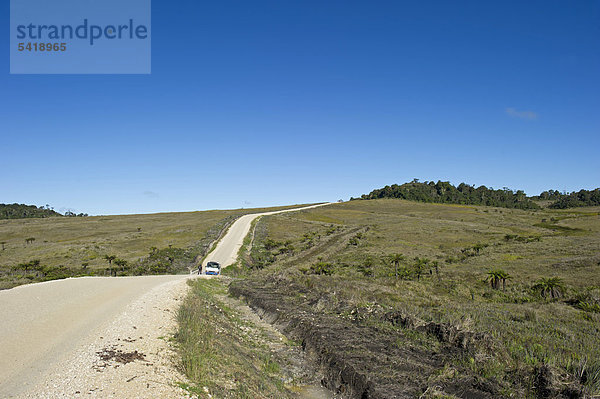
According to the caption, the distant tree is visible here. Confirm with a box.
[485,269,511,290]
[432,261,440,278]
[388,253,405,279]
[19,259,40,274]
[535,189,564,201]
[533,277,565,299]
[19,261,30,274]
[486,270,502,290]
[114,259,128,272]
[498,270,511,290]
[413,257,430,281]
[104,255,117,276]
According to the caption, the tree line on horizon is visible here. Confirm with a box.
[541,188,600,209]
[3,182,598,220]
[354,180,600,210]
[0,203,88,220]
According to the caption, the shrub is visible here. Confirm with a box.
[304,262,334,275]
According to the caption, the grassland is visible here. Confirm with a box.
[226,199,600,398]
[0,204,314,290]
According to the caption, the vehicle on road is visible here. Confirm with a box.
[205,261,221,275]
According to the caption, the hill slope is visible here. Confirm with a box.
[226,199,600,397]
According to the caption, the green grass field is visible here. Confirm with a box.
[228,199,600,397]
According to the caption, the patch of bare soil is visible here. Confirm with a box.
[93,347,147,371]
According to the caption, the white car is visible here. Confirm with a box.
[205,261,221,275]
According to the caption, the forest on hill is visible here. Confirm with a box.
[0,204,87,220]
[544,188,600,209]
[356,180,600,209]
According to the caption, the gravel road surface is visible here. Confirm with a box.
[0,275,193,398]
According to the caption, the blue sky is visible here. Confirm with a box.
[2,1,599,215]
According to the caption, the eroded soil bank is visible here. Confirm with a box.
[230,277,506,399]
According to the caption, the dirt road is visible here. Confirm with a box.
[0,203,332,398]
[0,275,193,398]
[204,202,332,268]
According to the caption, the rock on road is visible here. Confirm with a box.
[0,202,332,398]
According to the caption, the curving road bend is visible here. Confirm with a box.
[204,202,332,268]
[0,202,332,398]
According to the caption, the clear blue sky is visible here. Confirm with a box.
[2,1,599,215]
